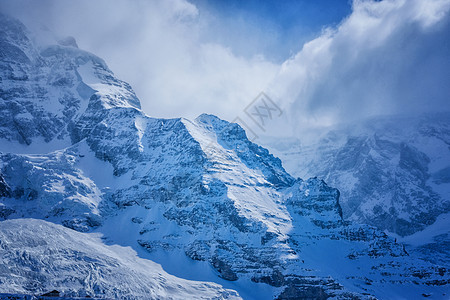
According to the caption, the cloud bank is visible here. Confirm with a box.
[0,0,279,120]
[270,0,450,131]
[1,0,449,135]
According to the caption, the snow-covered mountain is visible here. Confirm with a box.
[263,114,450,275]
[263,114,450,237]
[1,14,449,299]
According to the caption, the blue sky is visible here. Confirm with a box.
[192,0,352,60]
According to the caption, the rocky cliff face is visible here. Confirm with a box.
[0,13,139,150]
[0,14,449,299]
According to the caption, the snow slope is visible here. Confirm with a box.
[0,218,240,299]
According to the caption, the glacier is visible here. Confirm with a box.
[0,218,239,300]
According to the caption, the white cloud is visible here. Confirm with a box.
[0,0,279,121]
[269,0,450,132]
[1,0,449,135]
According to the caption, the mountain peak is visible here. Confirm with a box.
[0,15,141,148]
[58,36,78,48]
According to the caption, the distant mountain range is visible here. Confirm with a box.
[264,114,450,237]
[263,113,450,268]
